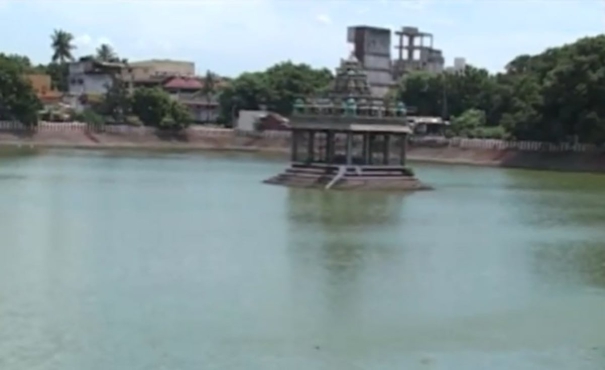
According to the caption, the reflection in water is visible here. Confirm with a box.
[286,189,404,229]
[282,171,605,368]
[0,148,40,182]
[285,189,405,277]
[502,169,605,290]
[0,147,40,160]
[532,241,605,289]
[285,189,406,340]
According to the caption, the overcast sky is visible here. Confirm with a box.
[1,0,603,75]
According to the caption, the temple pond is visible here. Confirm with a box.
[0,149,605,370]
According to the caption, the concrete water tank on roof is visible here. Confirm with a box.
[454,57,466,70]
[401,27,419,34]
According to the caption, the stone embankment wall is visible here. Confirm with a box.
[0,121,604,173]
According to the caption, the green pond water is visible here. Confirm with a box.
[0,149,605,370]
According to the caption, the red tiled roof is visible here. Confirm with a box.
[163,76,203,90]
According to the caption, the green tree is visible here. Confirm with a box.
[51,29,76,64]
[49,29,75,93]
[165,101,192,129]
[449,109,485,137]
[397,71,443,116]
[391,35,605,143]
[264,61,333,115]
[217,62,333,124]
[217,71,272,124]
[0,54,45,74]
[0,55,42,126]
[45,62,68,92]
[99,76,131,123]
[131,87,171,127]
[218,34,605,143]
[72,108,105,127]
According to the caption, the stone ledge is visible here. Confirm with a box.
[263,172,432,191]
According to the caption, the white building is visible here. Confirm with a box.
[68,58,125,97]
[445,57,467,74]
[453,57,466,71]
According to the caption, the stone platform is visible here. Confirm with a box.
[263,163,432,191]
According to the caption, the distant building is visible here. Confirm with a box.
[124,59,223,123]
[125,59,195,90]
[444,58,467,74]
[347,25,394,98]
[408,116,449,136]
[236,110,264,132]
[256,112,289,131]
[25,74,62,105]
[453,57,466,71]
[235,110,288,132]
[67,57,222,123]
[68,57,124,97]
[392,26,445,79]
[127,74,224,123]
[163,76,219,123]
[128,59,195,81]
[343,24,466,96]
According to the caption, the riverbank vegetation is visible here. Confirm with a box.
[396,35,605,144]
[0,55,43,126]
[223,35,605,145]
[2,29,605,142]
[0,29,192,129]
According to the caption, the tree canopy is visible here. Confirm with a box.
[213,37,605,144]
[217,61,333,123]
[96,44,118,62]
[0,55,42,126]
[51,29,76,64]
[396,35,605,143]
[131,88,191,129]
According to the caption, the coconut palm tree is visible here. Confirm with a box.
[96,44,117,62]
[50,29,76,63]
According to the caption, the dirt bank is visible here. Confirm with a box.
[1,128,605,174]
[0,129,289,154]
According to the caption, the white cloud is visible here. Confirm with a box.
[316,14,332,25]
[73,34,92,47]
[27,0,344,72]
[73,34,113,55]
[399,0,430,11]
[39,0,286,53]
[96,37,112,46]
